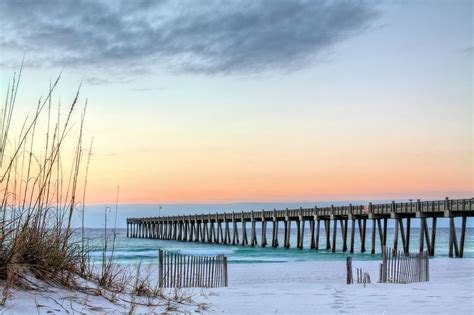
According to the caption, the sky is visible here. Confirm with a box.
[0,0,472,207]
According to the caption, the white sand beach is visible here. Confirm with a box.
[206,258,474,314]
[2,258,473,314]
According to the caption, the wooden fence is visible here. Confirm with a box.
[379,247,429,283]
[158,250,228,288]
[347,256,371,285]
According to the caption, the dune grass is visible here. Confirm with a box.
[0,68,198,311]
[0,67,88,298]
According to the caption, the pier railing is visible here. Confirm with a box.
[158,250,228,288]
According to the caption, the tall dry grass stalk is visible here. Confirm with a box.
[0,69,199,311]
[0,67,89,299]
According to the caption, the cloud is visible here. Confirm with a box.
[0,0,378,76]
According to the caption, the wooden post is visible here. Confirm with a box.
[224,256,228,287]
[398,219,406,255]
[225,221,230,244]
[377,219,384,253]
[382,217,387,248]
[300,219,305,250]
[361,219,367,253]
[429,217,436,256]
[232,213,239,244]
[195,222,201,242]
[393,215,399,255]
[406,218,411,254]
[188,220,193,242]
[371,219,376,254]
[346,256,353,284]
[315,219,320,250]
[310,219,316,249]
[382,246,387,282]
[342,219,348,252]
[159,250,164,287]
[296,219,301,249]
[332,218,337,252]
[379,263,383,283]
[325,220,331,250]
[173,221,177,240]
[449,217,459,257]
[183,221,188,241]
[242,220,248,246]
[350,218,355,254]
[287,219,292,248]
[272,218,279,248]
[419,217,425,253]
[261,218,267,247]
[251,217,257,246]
[218,221,224,244]
[460,216,467,258]
[284,211,291,249]
[423,218,431,255]
[211,217,217,243]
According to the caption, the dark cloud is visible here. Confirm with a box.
[0,0,378,76]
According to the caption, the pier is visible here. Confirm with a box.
[127,198,473,258]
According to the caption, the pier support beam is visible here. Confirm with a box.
[217,221,223,244]
[350,219,355,254]
[242,220,248,246]
[393,216,399,255]
[224,221,230,244]
[430,217,437,256]
[284,218,291,249]
[315,219,320,250]
[261,220,267,247]
[371,219,376,254]
[299,219,305,249]
[405,218,411,254]
[272,219,279,248]
[325,220,331,250]
[449,217,459,258]
[251,219,257,247]
[377,219,384,253]
[359,219,366,253]
[332,219,337,253]
[232,216,239,245]
[342,219,348,252]
[419,217,425,253]
[459,216,467,258]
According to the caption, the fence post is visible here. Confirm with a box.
[379,263,383,283]
[224,256,228,287]
[346,256,353,284]
[159,249,164,288]
[426,251,429,282]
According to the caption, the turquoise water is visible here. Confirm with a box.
[82,226,474,265]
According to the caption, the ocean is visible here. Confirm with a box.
[82,226,474,265]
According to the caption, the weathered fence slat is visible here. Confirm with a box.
[380,247,429,284]
[158,250,228,288]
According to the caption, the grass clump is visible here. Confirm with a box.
[0,67,201,312]
[0,66,89,298]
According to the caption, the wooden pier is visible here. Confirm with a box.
[127,198,473,258]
